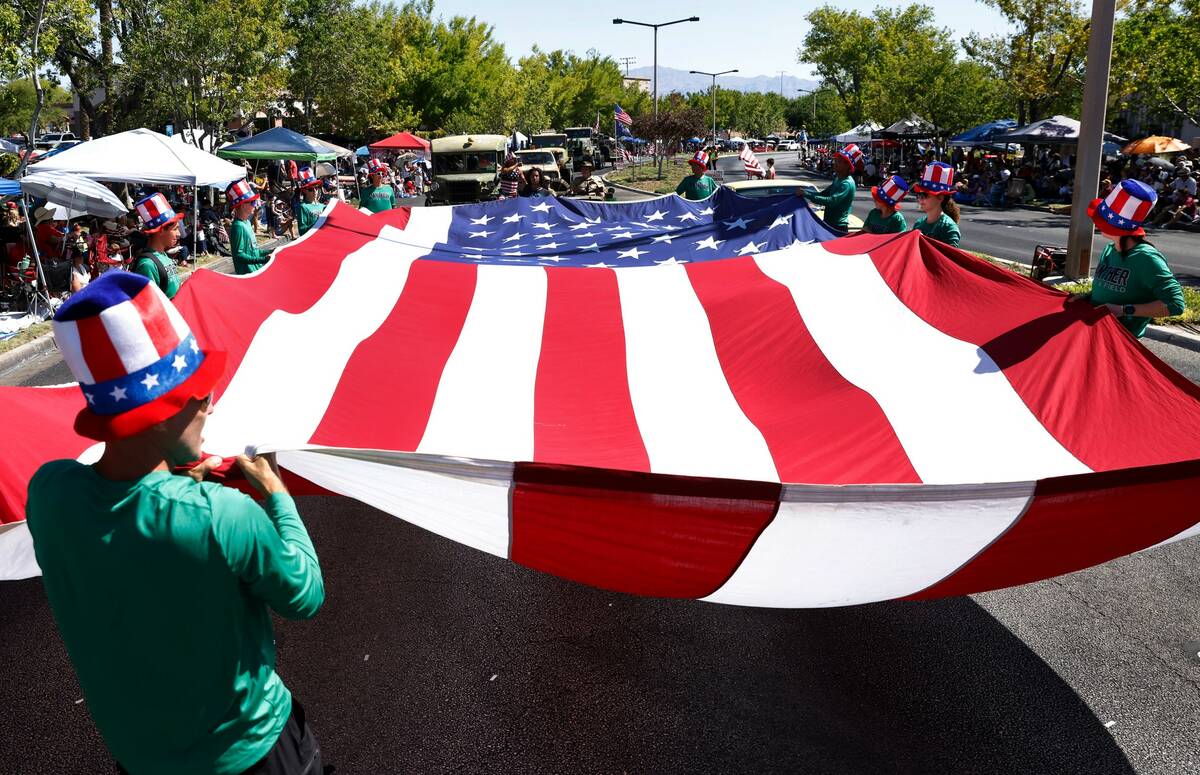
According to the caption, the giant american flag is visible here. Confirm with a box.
[2,190,1200,607]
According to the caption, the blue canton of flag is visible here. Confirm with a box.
[421,189,840,268]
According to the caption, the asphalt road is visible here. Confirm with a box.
[2,334,1200,773]
[715,154,1200,284]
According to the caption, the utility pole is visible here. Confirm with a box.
[619,57,636,76]
[690,69,738,144]
[1065,0,1117,279]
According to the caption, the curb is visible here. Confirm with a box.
[598,175,659,198]
[1145,325,1200,354]
[0,329,57,381]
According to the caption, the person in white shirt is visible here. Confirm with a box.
[1172,169,1197,197]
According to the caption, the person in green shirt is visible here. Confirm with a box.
[675,151,720,201]
[28,271,325,775]
[911,161,962,247]
[801,143,860,231]
[359,158,396,213]
[1074,179,1186,337]
[863,174,910,235]
[226,179,271,275]
[129,192,184,298]
[295,165,325,236]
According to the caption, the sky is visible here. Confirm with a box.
[425,0,1015,81]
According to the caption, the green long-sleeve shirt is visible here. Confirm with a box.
[863,208,907,235]
[297,201,325,236]
[805,175,856,231]
[230,218,269,275]
[675,173,719,201]
[1089,241,1186,337]
[131,250,182,299]
[359,184,396,213]
[26,461,323,775]
[912,212,962,247]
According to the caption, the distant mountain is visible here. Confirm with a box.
[627,66,819,96]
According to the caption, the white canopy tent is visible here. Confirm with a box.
[31,128,246,186]
[835,121,882,144]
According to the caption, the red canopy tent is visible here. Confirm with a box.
[369,131,430,153]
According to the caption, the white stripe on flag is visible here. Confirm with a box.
[203,208,454,456]
[100,299,161,373]
[417,265,547,462]
[755,243,1090,484]
[703,481,1034,607]
[0,522,39,580]
[614,264,778,482]
[278,449,513,559]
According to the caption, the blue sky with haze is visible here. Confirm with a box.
[426,0,1013,82]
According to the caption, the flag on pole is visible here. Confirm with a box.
[594,111,601,133]
[739,143,763,178]
[614,104,633,126]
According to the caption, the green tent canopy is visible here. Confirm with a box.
[216,127,338,161]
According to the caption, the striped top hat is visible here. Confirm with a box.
[297,165,321,190]
[134,193,185,234]
[835,143,864,169]
[225,179,259,208]
[366,158,389,177]
[52,272,227,440]
[690,150,709,168]
[914,162,955,195]
[1088,179,1157,237]
[871,175,910,208]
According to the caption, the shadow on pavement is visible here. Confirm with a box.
[0,495,1135,775]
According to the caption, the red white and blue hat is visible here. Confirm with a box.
[298,165,321,190]
[690,150,709,168]
[1088,179,1157,237]
[366,158,389,176]
[871,175,910,208]
[52,271,226,440]
[835,143,864,169]
[914,162,955,195]
[134,193,184,234]
[225,179,259,208]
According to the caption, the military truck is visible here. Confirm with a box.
[426,134,508,205]
[563,126,604,171]
[515,148,562,184]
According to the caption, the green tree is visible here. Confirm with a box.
[0,77,72,134]
[786,87,847,137]
[634,93,705,178]
[796,7,881,124]
[1113,0,1200,129]
[962,0,1089,124]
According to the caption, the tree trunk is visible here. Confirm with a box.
[94,0,115,136]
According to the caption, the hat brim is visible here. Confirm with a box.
[688,160,707,170]
[142,212,185,234]
[911,183,953,196]
[1087,198,1145,238]
[229,194,260,208]
[299,180,322,190]
[73,350,227,441]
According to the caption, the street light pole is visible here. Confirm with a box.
[797,88,817,124]
[1065,0,1117,279]
[614,16,700,178]
[690,69,738,144]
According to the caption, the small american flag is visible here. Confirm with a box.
[739,144,763,178]
[614,104,633,126]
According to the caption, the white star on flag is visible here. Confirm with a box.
[652,234,674,244]
[533,232,559,240]
[538,242,561,250]
[573,232,597,238]
[503,232,525,242]
[172,354,188,372]
[503,213,523,223]
[530,202,553,213]
[532,222,555,230]
[190,340,199,354]
[469,214,493,225]
[110,386,128,402]
[769,214,794,229]
[83,392,95,405]
[541,255,567,262]
[469,230,492,238]
[141,373,160,390]
[501,249,524,256]
[699,207,714,216]
[695,236,724,251]
[655,257,688,265]
[723,217,752,230]
[585,262,613,268]
[739,241,765,254]
[644,210,667,222]
[610,231,634,240]
[677,212,700,222]
[617,247,647,260]
[578,242,601,251]
[568,223,592,231]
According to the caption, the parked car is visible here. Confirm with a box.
[723,177,865,230]
[34,132,78,150]
[778,140,800,151]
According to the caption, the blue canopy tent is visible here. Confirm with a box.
[950,119,1018,148]
[0,178,19,197]
[355,146,370,157]
[216,127,337,161]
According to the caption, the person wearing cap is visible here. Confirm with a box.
[801,143,859,231]
[568,160,606,197]
[227,179,271,275]
[1074,180,1185,338]
[129,193,185,299]
[675,151,719,201]
[295,166,325,236]
[359,158,396,213]
[863,174,909,235]
[25,272,325,775]
[911,161,962,247]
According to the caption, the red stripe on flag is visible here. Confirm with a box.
[76,313,128,383]
[172,203,394,401]
[687,256,920,484]
[534,267,650,471]
[907,459,1200,599]
[857,231,1200,473]
[0,386,92,523]
[511,463,780,598]
[309,259,477,450]
[130,285,179,356]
